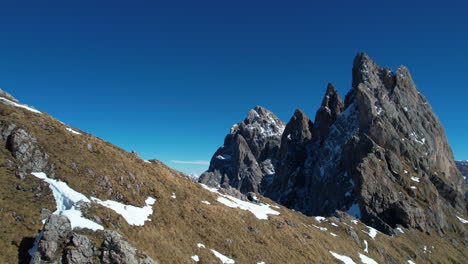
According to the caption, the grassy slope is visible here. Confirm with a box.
[0,102,466,264]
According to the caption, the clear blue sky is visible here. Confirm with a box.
[0,1,467,174]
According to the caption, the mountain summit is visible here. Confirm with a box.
[201,53,467,236]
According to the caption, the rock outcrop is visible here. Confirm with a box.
[199,106,285,193]
[30,215,157,264]
[202,53,467,235]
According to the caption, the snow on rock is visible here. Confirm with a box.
[456,216,468,224]
[216,154,232,160]
[410,176,420,182]
[359,253,378,264]
[201,184,280,220]
[396,227,405,233]
[329,251,356,264]
[191,255,199,262]
[66,127,82,135]
[31,172,103,231]
[211,249,235,264]
[0,96,41,114]
[363,226,378,239]
[197,243,205,248]
[91,197,156,226]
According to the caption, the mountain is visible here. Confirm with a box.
[0,59,467,264]
[201,53,467,237]
[199,106,285,195]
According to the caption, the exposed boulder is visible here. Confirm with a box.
[30,215,157,264]
[101,230,157,264]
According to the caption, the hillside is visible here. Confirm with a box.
[0,86,466,263]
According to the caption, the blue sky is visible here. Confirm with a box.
[0,1,467,174]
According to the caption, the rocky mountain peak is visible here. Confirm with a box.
[203,53,467,237]
[199,106,285,193]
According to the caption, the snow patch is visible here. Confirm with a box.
[211,249,235,264]
[201,200,211,205]
[171,193,177,199]
[197,243,205,248]
[351,220,358,225]
[91,197,156,226]
[359,253,378,264]
[410,186,417,190]
[396,227,405,233]
[191,255,199,262]
[330,232,338,237]
[456,216,468,224]
[410,176,420,182]
[66,127,82,135]
[0,96,41,114]
[315,216,326,222]
[363,226,378,239]
[409,132,426,145]
[312,224,327,231]
[363,240,368,253]
[201,184,279,220]
[407,260,416,264]
[331,223,338,227]
[31,172,103,230]
[329,251,356,264]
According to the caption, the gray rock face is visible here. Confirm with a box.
[31,215,72,262]
[30,215,157,264]
[101,230,157,264]
[199,106,285,193]
[313,83,344,142]
[266,109,313,207]
[1,125,51,176]
[65,233,96,264]
[203,53,467,235]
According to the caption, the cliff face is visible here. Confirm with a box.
[202,53,467,236]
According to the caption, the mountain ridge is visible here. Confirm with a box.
[200,53,467,237]
[0,56,466,263]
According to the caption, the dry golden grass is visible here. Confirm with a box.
[0,103,466,263]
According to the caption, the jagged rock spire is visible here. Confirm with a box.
[314,83,344,141]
